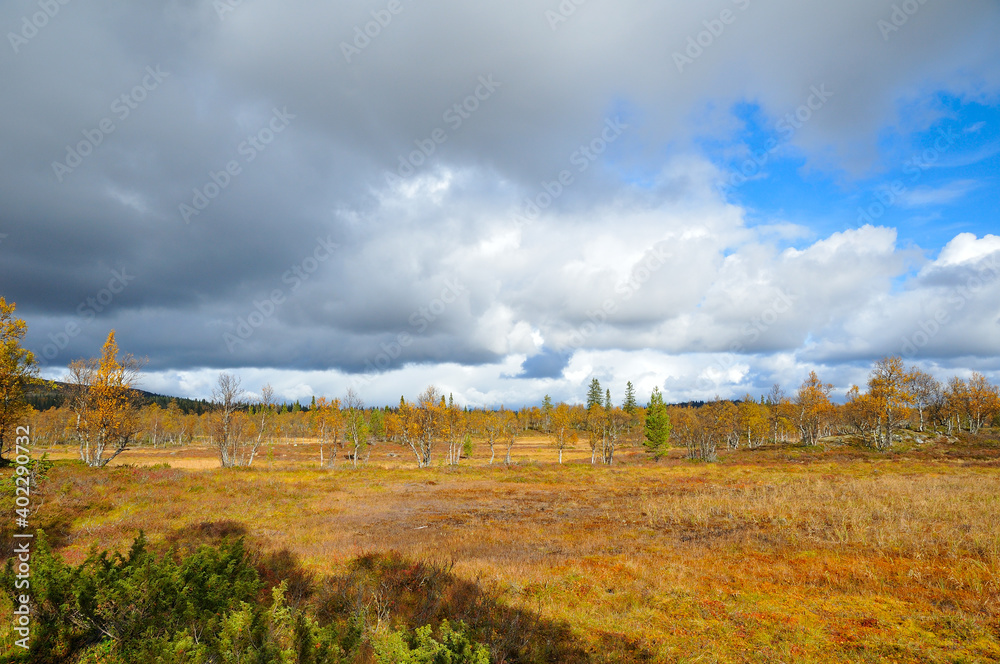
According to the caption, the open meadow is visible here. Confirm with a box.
[3,432,999,663]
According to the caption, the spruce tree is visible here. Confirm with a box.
[623,381,637,415]
[541,394,554,431]
[586,378,603,410]
[644,387,672,460]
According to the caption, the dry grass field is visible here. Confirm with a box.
[3,433,1000,663]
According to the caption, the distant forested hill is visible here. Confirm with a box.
[26,380,211,414]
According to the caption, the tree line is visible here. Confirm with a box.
[2,299,999,469]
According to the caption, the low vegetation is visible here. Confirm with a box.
[3,430,1000,662]
[0,531,494,664]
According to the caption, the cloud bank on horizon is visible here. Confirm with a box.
[1,0,999,406]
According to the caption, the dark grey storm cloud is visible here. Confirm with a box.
[1,0,999,404]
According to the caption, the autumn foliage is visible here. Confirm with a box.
[66,331,145,467]
[0,298,40,464]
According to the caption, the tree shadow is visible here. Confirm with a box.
[164,519,248,550]
[313,551,655,664]
[158,523,655,663]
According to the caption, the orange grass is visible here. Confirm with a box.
[3,433,999,663]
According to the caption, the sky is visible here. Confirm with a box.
[1,0,999,408]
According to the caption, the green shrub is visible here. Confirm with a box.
[2,531,263,663]
[2,534,488,664]
[373,620,489,664]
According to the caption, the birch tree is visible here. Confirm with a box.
[480,410,504,465]
[795,371,834,445]
[501,409,520,465]
[905,368,940,432]
[312,397,342,468]
[551,403,577,464]
[211,372,246,468]
[344,388,369,467]
[247,384,276,466]
[70,331,145,467]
